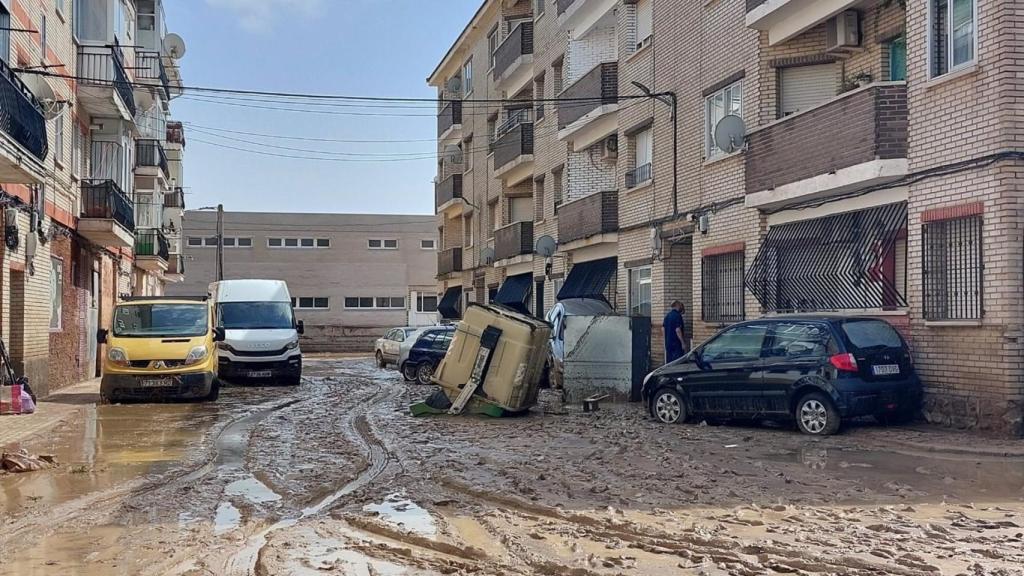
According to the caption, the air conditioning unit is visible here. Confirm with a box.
[826,11,860,52]
[601,135,618,161]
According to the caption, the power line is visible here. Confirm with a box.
[182,122,439,143]
[186,126,440,156]
[189,137,437,162]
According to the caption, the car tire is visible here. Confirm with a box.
[284,375,302,387]
[375,351,386,369]
[795,392,840,436]
[401,363,417,382]
[650,388,687,425]
[416,362,436,386]
[206,379,221,401]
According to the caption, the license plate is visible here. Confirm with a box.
[248,370,273,378]
[872,364,900,376]
[140,378,173,388]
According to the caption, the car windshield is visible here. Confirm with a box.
[218,302,294,330]
[113,304,208,338]
[403,328,418,338]
[841,320,903,351]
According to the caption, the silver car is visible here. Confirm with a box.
[374,327,418,368]
[544,298,614,387]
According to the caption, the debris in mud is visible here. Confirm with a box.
[1,449,57,473]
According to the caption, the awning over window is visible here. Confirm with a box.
[438,287,462,320]
[494,273,532,314]
[558,257,617,302]
[745,202,908,313]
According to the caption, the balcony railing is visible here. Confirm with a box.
[166,122,186,145]
[626,163,652,189]
[81,179,135,232]
[167,253,185,276]
[136,139,169,178]
[493,122,534,171]
[134,51,170,99]
[745,83,908,193]
[438,247,463,275]
[438,100,462,137]
[0,59,47,160]
[135,228,170,260]
[77,41,136,116]
[746,0,768,11]
[435,174,463,208]
[558,62,619,128]
[557,0,577,15]
[164,187,185,209]
[557,190,618,244]
[493,21,534,80]
[494,221,534,262]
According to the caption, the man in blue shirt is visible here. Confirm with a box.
[663,301,687,364]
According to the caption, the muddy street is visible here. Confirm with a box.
[1,358,1023,576]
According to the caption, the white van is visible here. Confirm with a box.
[210,280,303,386]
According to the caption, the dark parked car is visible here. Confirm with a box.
[641,316,921,435]
[402,326,455,385]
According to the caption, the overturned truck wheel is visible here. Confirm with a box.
[424,389,452,411]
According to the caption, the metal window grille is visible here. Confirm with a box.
[923,215,983,320]
[702,252,745,323]
[626,163,652,188]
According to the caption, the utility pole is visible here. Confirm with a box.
[215,203,224,281]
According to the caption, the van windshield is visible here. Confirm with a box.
[218,302,294,330]
[113,304,209,338]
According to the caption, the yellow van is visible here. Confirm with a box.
[98,296,225,403]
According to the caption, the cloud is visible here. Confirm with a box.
[207,0,324,32]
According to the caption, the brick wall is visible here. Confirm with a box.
[48,235,89,392]
[567,143,617,201]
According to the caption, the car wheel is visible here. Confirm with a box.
[206,379,221,401]
[795,392,840,436]
[284,375,302,387]
[375,351,386,369]
[416,362,435,386]
[650,388,687,424]
[401,363,417,382]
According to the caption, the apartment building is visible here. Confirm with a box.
[0,0,187,396]
[169,211,439,353]
[430,0,1023,435]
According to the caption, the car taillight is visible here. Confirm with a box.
[829,353,859,373]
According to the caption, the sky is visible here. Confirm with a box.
[169,0,481,215]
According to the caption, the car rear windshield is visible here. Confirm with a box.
[218,302,294,330]
[840,320,903,351]
[113,304,208,338]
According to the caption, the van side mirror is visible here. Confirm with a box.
[296,320,305,335]
[213,327,226,342]
[97,329,108,344]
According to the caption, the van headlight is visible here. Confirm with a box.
[108,347,130,367]
[285,339,300,351]
[185,346,209,366]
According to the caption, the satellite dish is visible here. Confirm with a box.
[446,76,462,94]
[443,144,463,164]
[134,88,155,112]
[163,33,187,59]
[714,114,746,154]
[21,74,63,120]
[535,235,557,258]
[481,247,495,265]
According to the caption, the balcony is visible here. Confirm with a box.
[136,139,169,179]
[745,83,908,210]
[437,247,463,276]
[79,180,136,249]
[135,51,171,100]
[164,254,186,283]
[134,228,170,271]
[557,0,618,37]
[0,60,48,182]
[164,188,185,209]
[493,22,534,95]
[493,118,534,184]
[77,42,136,120]
[557,62,619,148]
[745,0,861,45]
[166,122,186,146]
[626,163,652,189]
[435,174,464,214]
[494,221,534,263]
[557,190,618,246]
[438,100,462,143]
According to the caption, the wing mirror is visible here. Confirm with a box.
[97,329,108,344]
[296,320,305,335]
[213,327,227,342]
[692,349,710,370]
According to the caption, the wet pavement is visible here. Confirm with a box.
[0,358,1022,575]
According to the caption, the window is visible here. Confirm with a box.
[778,64,838,118]
[238,238,253,248]
[368,239,398,250]
[552,167,564,207]
[930,0,975,77]
[285,238,299,247]
[535,0,545,17]
[72,125,83,178]
[376,297,405,309]
[463,58,473,96]
[54,110,65,167]
[464,215,474,247]
[489,202,499,234]
[222,237,236,247]
[421,239,436,250]
[50,258,63,330]
[634,0,653,51]
[344,296,405,309]
[300,238,314,248]
[317,238,330,248]
[767,323,831,359]
[295,297,330,310]
[534,73,546,120]
[705,81,742,157]
[628,127,653,188]
[889,35,907,81]
[553,60,564,95]
[702,251,745,323]
[56,0,65,15]
[701,324,768,363]
[0,4,9,64]
[205,236,219,246]
[628,267,652,317]
[922,215,983,320]
[267,237,326,248]
[417,294,438,313]
[268,238,283,247]
[187,237,203,247]
[488,25,499,68]
[369,239,381,249]
[534,176,546,221]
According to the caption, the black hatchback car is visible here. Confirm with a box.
[642,316,921,435]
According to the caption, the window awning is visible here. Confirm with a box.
[438,287,462,320]
[558,257,617,302]
[745,202,908,313]
[494,273,532,314]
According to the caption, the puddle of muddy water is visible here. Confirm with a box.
[363,493,436,536]
[225,476,282,504]
[215,501,243,534]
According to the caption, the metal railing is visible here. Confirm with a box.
[0,59,47,160]
[163,187,185,208]
[136,139,169,178]
[493,21,534,79]
[435,174,463,208]
[134,51,170,99]
[77,41,136,116]
[496,107,533,138]
[626,163,652,188]
[923,215,983,320]
[438,100,462,136]
[702,252,746,324]
[166,122,186,145]
[438,247,463,275]
[493,121,534,171]
[81,179,135,232]
[135,228,170,260]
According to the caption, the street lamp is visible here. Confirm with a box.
[632,82,679,217]
[196,204,224,282]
